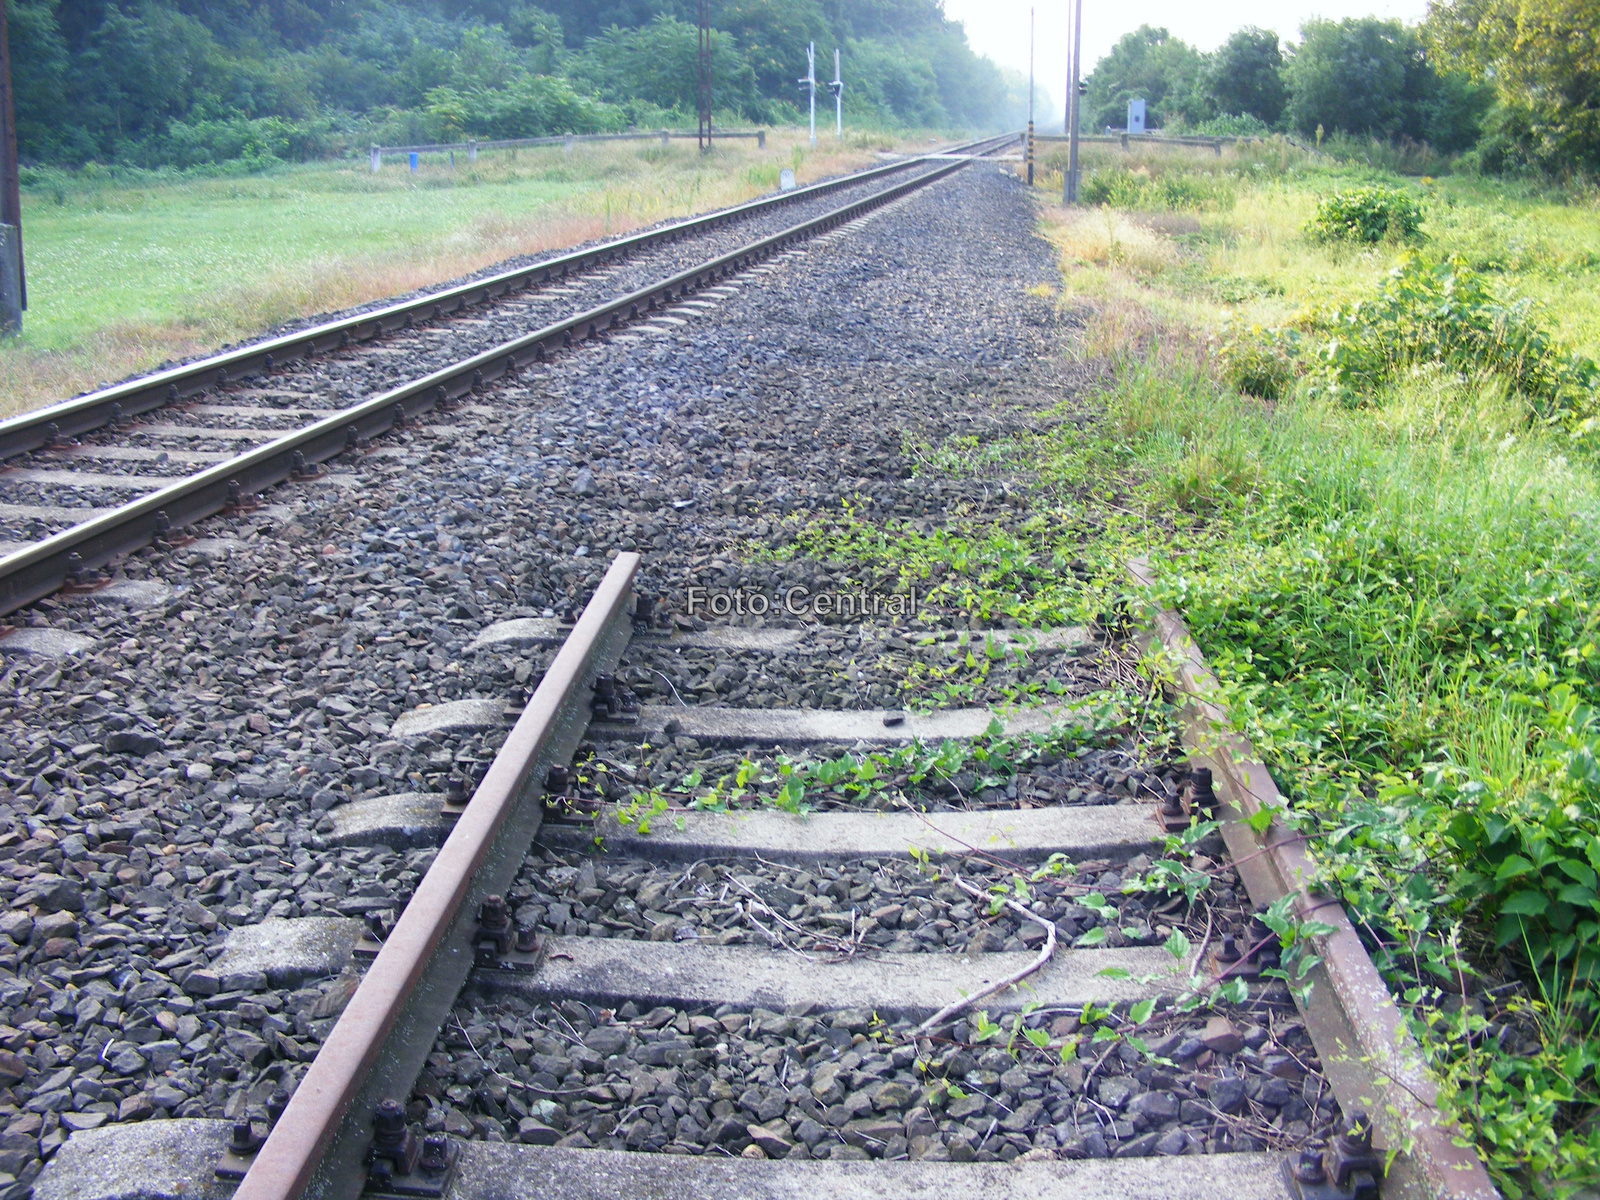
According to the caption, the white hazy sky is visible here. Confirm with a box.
[942,0,1432,122]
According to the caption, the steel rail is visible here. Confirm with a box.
[0,135,1008,462]
[0,134,1017,618]
[1129,557,1499,1200]
[235,553,640,1200]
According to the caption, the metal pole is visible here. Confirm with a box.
[1027,8,1035,186]
[0,0,24,329]
[803,43,816,148]
[832,48,843,141]
[1065,0,1083,203]
[697,0,712,152]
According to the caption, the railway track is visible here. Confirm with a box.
[3,141,1492,1200]
[0,135,1012,618]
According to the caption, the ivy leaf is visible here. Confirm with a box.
[1129,998,1156,1026]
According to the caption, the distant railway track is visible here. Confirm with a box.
[0,134,1013,618]
[12,135,1492,1200]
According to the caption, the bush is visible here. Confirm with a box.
[1309,254,1600,423]
[1220,326,1299,399]
[1306,184,1424,242]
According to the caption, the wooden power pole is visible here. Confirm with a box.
[697,0,712,152]
[0,0,24,334]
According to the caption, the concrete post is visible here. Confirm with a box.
[661,130,669,146]
[563,134,574,154]
[0,224,20,336]
[758,130,766,149]
[468,139,477,163]
[370,145,380,172]
[1214,140,1222,157]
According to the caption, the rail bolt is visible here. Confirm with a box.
[634,594,656,627]
[475,894,514,958]
[1329,1112,1382,1194]
[419,1135,450,1175]
[1187,767,1216,812]
[267,1087,290,1124]
[546,765,570,794]
[392,403,407,429]
[229,1119,264,1155]
[1292,1146,1327,1184]
[368,1098,422,1178]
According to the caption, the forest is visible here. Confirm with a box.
[8,0,1016,167]
[7,0,1597,177]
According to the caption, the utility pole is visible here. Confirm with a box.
[0,0,24,336]
[1026,7,1035,186]
[830,48,843,141]
[697,0,712,152]
[800,43,816,148]
[1064,0,1083,203]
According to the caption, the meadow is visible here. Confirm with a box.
[1,129,912,418]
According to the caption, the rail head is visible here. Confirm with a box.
[0,140,1011,619]
[234,553,640,1200]
[1127,557,1498,1200]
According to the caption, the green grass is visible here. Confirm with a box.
[1029,151,1600,1195]
[0,129,910,416]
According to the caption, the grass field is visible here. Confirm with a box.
[2,129,920,418]
[1019,141,1600,1192]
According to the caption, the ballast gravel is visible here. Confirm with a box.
[0,159,1267,1195]
[420,986,1340,1161]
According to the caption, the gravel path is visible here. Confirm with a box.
[0,160,1333,1196]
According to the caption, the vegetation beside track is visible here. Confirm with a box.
[785,140,1600,1192]
[0,130,909,421]
[1045,145,1600,1195]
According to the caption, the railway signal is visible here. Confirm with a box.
[830,48,843,141]
[800,42,817,148]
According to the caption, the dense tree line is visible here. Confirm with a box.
[9,0,1013,167]
[1084,6,1596,175]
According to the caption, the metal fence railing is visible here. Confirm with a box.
[1032,131,1315,157]
[371,128,768,170]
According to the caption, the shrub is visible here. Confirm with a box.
[1308,254,1600,423]
[1219,326,1300,399]
[1306,184,1424,242]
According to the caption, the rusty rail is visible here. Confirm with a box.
[235,553,640,1200]
[1129,558,1498,1200]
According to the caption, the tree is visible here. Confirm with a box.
[1427,0,1599,172]
[1204,27,1285,127]
[1282,18,1489,152]
[572,16,756,114]
[717,0,831,98]
[1082,26,1204,131]
[1282,18,1415,140]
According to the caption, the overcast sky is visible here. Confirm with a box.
[941,0,1432,122]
